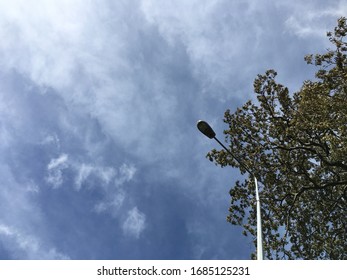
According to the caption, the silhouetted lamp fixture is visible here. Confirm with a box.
[197,120,216,139]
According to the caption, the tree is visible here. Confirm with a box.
[207,17,347,260]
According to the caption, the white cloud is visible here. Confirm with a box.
[98,166,118,185]
[0,0,343,158]
[0,224,12,236]
[0,0,89,90]
[94,192,125,214]
[73,162,134,190]
[122,207,146,239]
[74,163,95,191]
[93,164,136,216]
[140,0,282,97]
[0,223,69,259]
[115,164,137,187]
[71,161,136,216]
[40,133,60,149]
[46,154,69,188]
[0,0,182,160]
[47,154,68,170]
[282,1,347,39]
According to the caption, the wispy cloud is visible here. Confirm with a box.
[72,162,137,217]
[73,163,117,191]
[283,1,347,39]
[122,207,146,239]
[47,154,68,170]
[45,154,69,188]
[94,192,125,214]
[115,164,137,187]
[0,223,69,259]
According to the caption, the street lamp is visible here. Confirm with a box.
[197,120,264,260]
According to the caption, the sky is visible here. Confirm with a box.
[0,0,345,260]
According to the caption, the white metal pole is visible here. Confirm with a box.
[212,136,264,260]
[254,176,263,260]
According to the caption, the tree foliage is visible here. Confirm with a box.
[207,18,347,259]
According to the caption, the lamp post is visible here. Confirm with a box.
[197,120,264,260]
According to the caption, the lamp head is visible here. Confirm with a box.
[197,120,216,139]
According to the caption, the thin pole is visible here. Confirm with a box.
[213,137,254,177]
[254,176,263,260]
[213,136,264,260]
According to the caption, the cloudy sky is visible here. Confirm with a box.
[0,0,345,260]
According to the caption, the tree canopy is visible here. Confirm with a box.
[207,17,347,259]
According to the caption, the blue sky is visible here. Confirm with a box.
[0,0,345,260]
